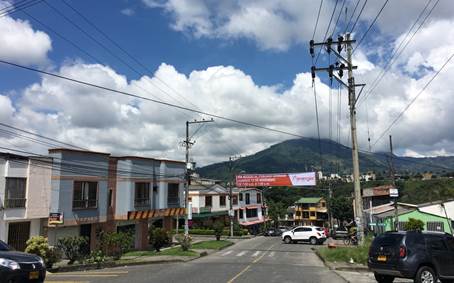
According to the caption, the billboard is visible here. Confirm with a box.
[236,172,316,187]
[48,212,63,225]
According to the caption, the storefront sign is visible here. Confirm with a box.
[236,172,316,187]
[48,212,63,225]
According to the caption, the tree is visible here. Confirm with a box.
[267,200,287,227]
[404,218,424,231]
[329,197,353,223]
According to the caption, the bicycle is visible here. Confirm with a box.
[343,234,358,246]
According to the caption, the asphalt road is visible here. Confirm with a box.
[45,236,346,283]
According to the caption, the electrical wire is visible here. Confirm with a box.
[314,0,339,64]
[330,0,347,37]
[344,0,361,34]
[0,0,43,18]
[312,82,323,170]
[312,0,324,40]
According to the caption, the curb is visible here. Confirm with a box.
[311,248,370,272]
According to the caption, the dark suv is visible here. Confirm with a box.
[0,240,46,283]
[368,231,454,283]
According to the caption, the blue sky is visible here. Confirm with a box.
[1,0,454,165]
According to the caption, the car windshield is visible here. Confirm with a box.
[0,240,10,251]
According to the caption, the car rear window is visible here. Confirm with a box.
[315,227,324,231]
[373,234,404,247]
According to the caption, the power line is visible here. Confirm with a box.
[315,0,339,64]
[350,0,368,33]
[330,0,347,37]
[373,51,454,147]
[312,0,324,40]
[0,59,308,139]
[344,0,361,34]
[0,0,43,18]
[353,0,389,53]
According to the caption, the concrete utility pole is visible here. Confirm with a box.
[389,135,398,230]
[184,119,214,236]
[310,33,366,244]
[228,155,241,237]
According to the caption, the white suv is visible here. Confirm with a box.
[281,226,327,245]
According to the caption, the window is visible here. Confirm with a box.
[108,189,113,207]
[4,177,26,208]
[232,195,238,205]
[205,195,212,207]
[73,181,98,209]
[246,208,258,218]
[220,195,226,207]
[309,211,316,217]
[321,202,326,207]
[294,227,305,232]
[239,209,244,219]
[239,193,243,201]
[303,212,309,218]
[245,193,250,205]
[168,183,180,207]
[295,211,301,217]
[257,193,262,204]
[135,182,150,208]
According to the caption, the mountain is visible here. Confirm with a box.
[197,138,454,180]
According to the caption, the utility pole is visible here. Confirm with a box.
[228,155,241,237]
[310,33,366,244]
[184,118,214,236]
[389,135,398,230]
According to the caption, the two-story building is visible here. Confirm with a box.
[0,153,52,251]
[236,188,266,234]
[294,197,328,227]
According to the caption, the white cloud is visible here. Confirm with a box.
[121,8,135,16]
[0,13,52,65]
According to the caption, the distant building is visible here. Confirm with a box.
[294,197,328,227]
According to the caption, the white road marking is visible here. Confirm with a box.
[252,251,260,257]
[236,251,247,257]
[268,251,275,257]
[222,250,233,256]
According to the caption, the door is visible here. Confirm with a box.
[80,224,92,255]
[443,236,454,277]
[426,236,452,277]
[292,227,305,240]
[301,227,313,240]
[7,222,30,251]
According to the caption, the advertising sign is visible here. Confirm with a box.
[389,188,399,198]
[48,212,63,225]
[236,172,316,187]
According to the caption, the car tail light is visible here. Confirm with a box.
[399,246,406,258]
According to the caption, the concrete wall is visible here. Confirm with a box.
[26,158,52,219]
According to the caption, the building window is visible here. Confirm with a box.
[245,193,250,205]
[205,195,212,207]
[321,202,326,208]
[257,193,262,204]
[220,195,226,207]
[239,193,243,201]
[239,209,244,219]
[246,208,258,218]
[168,183,180,207]
[232,195,238,205]
[108,189,113,207]
[135,182,150,208]
[309,211,316,217]
[295,211,301,217]
[4,177,26,208]
[73,181,98,209]
[303,211,309,218]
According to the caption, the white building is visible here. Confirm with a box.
[0,153,52,251]
[418,200,454,223]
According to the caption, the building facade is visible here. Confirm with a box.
[0,153,52,251]
[236,188,266,233]
[294,197,328,227]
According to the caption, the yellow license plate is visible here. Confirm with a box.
[377,255,387,262]
[29,271,39,280]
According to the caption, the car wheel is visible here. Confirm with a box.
[415,266,437,283]
[374,273,394,283]
[284,236,292,244]
[310,237,317,245]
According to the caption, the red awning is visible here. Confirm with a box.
[240,219,266,226]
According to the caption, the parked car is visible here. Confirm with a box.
[281,226,327,245]
[0,240,46,283]
[264,228,283,237]
[331,227,349,239]
[368,231,454,283]
[278,226,289,233]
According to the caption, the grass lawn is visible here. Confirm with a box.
[318,237,373,265]
[124,247,198,257]
[191,240,233,250]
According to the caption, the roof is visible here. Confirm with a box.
[416,199,454,208]
[115,155,185,164]
[49,148,110,156]
[192,210,228,219]
[295,197,323,204]
[374,207,415,219]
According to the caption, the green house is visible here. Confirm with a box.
[376,209,452,234]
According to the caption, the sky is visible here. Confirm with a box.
[1,0,454,166]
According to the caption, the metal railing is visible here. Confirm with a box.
[167,197,180,208]
[4,198,26,208]
[73,199,98,209]
[134,198,151,209]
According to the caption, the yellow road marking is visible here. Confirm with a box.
[226,243,277,283]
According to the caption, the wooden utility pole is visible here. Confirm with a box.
[310,33,366,244]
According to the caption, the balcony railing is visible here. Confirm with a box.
[134,198,151,209]
[167,197,180,208]
[73,199,98,209]
[4,198,26,208]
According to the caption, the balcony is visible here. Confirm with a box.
[73,199,98,210]
[134,198,151,210]
[167,197,180,208]
[4,198,26,209]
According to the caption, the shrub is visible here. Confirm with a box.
[213,221,224,241]
[99,231,134,260]
[149,227,171,252]
[404,218,425,231]
[175,234,192,251]
[25,236,61,268]
[57,236,88,264]
[85,250,107,268]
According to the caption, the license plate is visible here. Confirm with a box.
[377,255,387,262]
[29,271,39,280]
